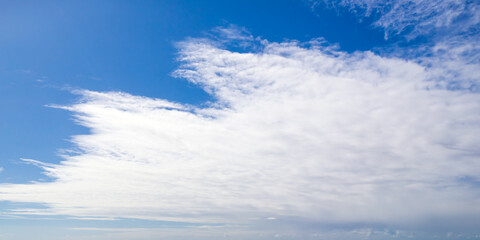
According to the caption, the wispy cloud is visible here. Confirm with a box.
[313,0,480,40]
[311,0,480,94]
[211,24,254,42]
[68,216,118,221]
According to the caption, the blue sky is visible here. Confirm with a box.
[1,1,480,239]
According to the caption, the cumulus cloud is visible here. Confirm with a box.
[1,32,480,236]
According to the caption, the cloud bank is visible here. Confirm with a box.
[1,30,480,237]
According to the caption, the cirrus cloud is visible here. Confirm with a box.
[313,0,480,40]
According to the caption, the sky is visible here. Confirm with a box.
[0,0,479,239]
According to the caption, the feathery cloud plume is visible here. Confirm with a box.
[1,30,480,237]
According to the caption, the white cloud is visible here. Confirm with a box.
[1,34,480,235]
[314,0,480,40]
[211,24,254,42]
[312,0,480,92]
